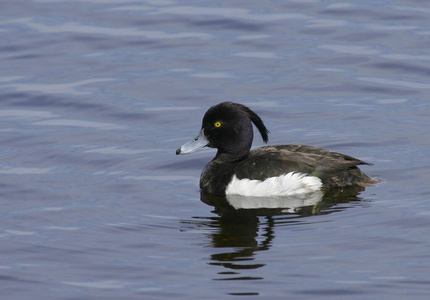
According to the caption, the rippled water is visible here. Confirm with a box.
[1,0,429,299]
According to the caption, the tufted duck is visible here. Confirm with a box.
[176,102,377,197]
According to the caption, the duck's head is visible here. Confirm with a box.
[176,102,269,160]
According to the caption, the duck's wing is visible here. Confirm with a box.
[271,145,372,166]
[234,145,375,187]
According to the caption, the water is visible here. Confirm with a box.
[1,0,429,299]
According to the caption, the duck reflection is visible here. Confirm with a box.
[201,185,365,218]
[181,186,366,282]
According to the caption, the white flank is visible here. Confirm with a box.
[225,172,322,197]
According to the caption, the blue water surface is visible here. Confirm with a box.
[1,0,429,299]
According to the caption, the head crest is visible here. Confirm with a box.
[240,104,269,143]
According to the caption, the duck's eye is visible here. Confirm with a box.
[214,122,221,128]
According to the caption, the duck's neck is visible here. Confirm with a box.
[215,149,249,162]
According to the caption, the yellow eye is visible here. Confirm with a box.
[214,122,221,128]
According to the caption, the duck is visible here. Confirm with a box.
[176,101,377,197]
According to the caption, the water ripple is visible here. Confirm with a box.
[33,119,126,130]
[83,147,147,155]
[0,78,115,95]
[63,280,125,289]
[234,52,278,59]
[144,6,309,22]
[0,167,52,175]
[358,77,430,89]
[0,109,56,119]
[319,44,380,55]
[2,17,211,40]
[191,72,234,78]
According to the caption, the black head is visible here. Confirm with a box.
[202,102,269,160]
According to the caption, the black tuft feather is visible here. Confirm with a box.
[241,105,270,143]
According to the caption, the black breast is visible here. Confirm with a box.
[199,159,236,196]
